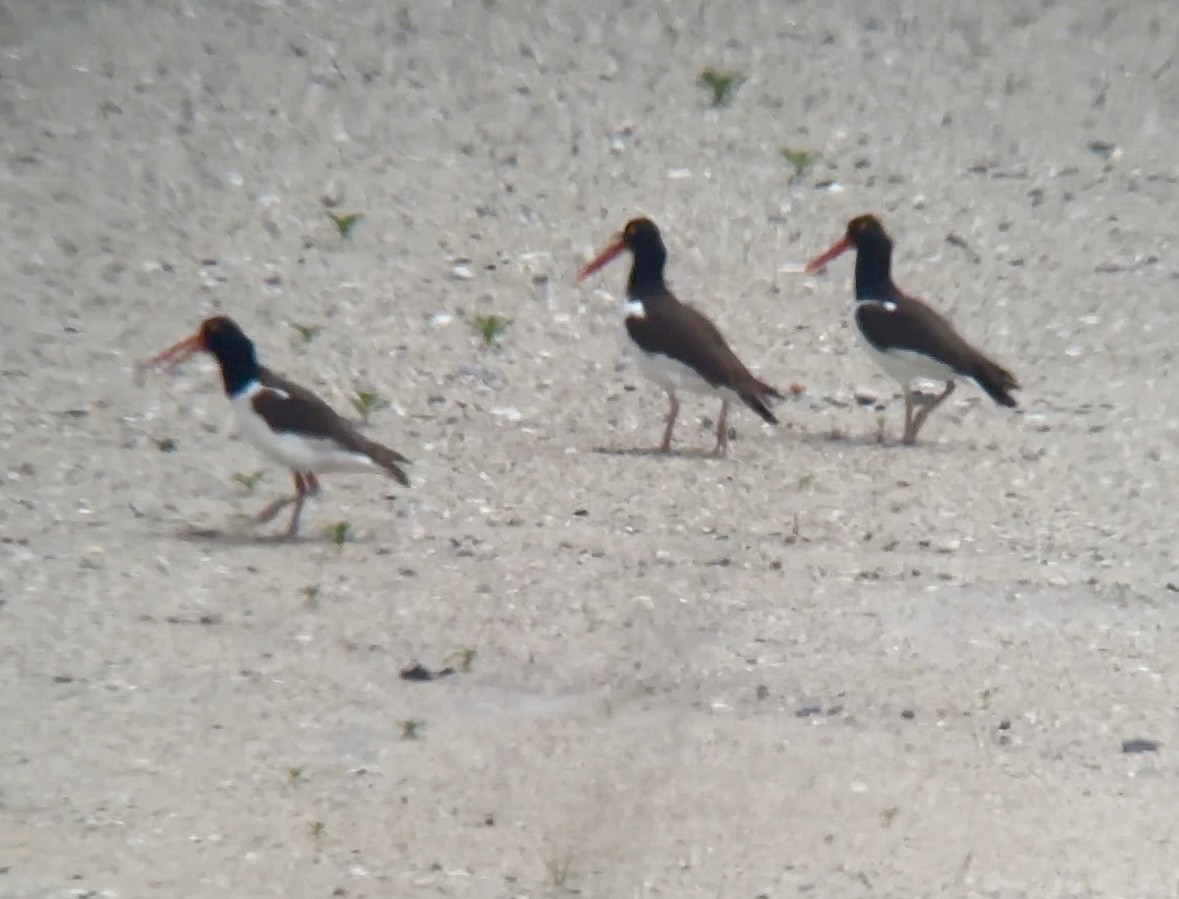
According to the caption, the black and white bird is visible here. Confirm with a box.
[806,214,1019,444]
[578,217,782,455]
[144,316,410,536]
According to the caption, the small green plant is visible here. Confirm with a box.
[329,521,351,549]
[290,322,322,344]
[875,414,887,444]
[447,647,477,674]
[230,470,265,494]
[781,146,818,181]
[351,389,384,422]
[698,67,746,107]
[287,766,306,785]
[309,820,325,843]
[471,314,512,347]
[301,584,321,609]
[327,211,363,239]
[399,718,424,740]
[544,848,574,888]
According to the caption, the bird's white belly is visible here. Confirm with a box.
[852,313,957,387]
[627,343,722,397]
[230,388,376,474]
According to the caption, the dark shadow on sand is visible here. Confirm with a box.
[590,445,725,460]
[170,523,378,546]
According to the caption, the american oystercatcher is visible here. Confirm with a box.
[577,217,782,455]
[805,214,1019,444]
[144,316,410,537]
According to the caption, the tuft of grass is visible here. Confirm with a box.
[351,389,385,422]
[287,766,306,786]
[329,521,351,549]
[875,413,888,444]
[399,718,424,740]
[544,848,574,888]
[447,647,477,674]
[290,322,322,344]
[327,211,363,239]
[301,584,321,609]
[471,314,512,348]
[309,820,325,843]
[698,67,746,107]
[230,470,265,495]
[781,146,819,181]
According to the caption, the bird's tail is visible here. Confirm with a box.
[360,437,411,486]
[972,356,1019,408]
[740,377,783,425]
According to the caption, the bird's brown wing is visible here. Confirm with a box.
[855,295,1019,405]
[251,373,411,483]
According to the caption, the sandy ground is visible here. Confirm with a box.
[1,0,1178,896]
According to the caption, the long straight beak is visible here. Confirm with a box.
[576,237,626,282]
[141,331,205,373]
[804,235,854,275]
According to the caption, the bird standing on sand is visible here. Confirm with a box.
[578,217,782,455]
[805,214,1019,444]
[144,316,410,537]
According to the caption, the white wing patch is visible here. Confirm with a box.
[854,298,898,313]
[624,298,646,319]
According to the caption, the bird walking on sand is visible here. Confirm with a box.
[144,316,410,537]
[577,217,782,455]
[805,214,1019,445]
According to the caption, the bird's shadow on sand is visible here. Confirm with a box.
[798,430,956,451]
[170,523,376,547]
[590,445,725,460]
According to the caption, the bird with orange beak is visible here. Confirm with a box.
[143,316,410,537]
[578,217,782,455]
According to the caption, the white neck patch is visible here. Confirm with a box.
[624,298,646,319]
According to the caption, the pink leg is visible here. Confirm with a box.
[658,391,679,453]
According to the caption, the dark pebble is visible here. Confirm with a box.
[1122,738,1160,754]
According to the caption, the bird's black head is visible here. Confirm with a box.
[578,216,669,294]
[805,213,896,299]
[198,316,260,396]
[619,217,666,260]
[845,214,893,254]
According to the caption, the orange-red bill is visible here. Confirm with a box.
[804,235,853,275]
[141,331,205,373]
[576,237,626,283]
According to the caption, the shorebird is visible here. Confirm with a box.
[577,217,782,455]
[144,316,410,536]
[805,214,1019,444]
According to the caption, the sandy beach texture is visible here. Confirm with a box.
[2,0,1178,896]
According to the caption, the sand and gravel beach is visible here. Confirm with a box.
[2,0,1178,896]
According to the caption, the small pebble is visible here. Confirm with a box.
[1122,738,1160,754]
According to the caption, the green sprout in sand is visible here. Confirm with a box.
[472,314,512,348]
[351,389,385,422]
[399,718,424,740]
[447,647,477,674]
[327,211,363,239]
[329,521,351,549]
[781,147,819,182]
[230,470,265,495]
[698,67,746,107]
[290,322,322,344]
